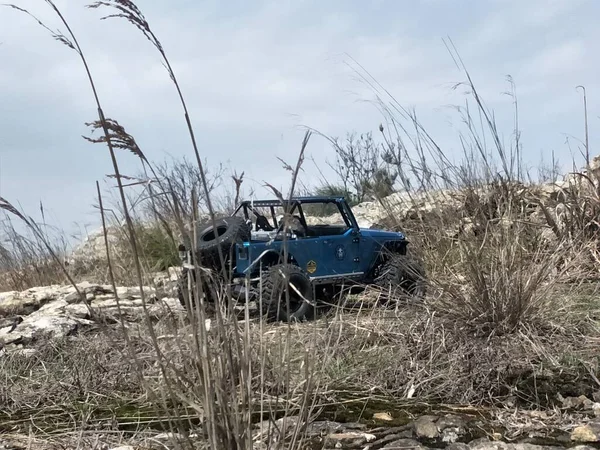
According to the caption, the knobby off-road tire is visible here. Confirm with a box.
[177,268,219,310]
[260,264,315,322]
[194,216,250,270]
[374,254,427,303]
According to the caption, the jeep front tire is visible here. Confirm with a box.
[374,254,426,302]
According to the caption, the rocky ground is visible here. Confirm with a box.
[1,409,600,449]
[3,160,600,449]
[0,273,183,356]
[1,276,600,449]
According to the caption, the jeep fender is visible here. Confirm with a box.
[366,240,408,279]
[380,239,408,255]
[243,249,297,275]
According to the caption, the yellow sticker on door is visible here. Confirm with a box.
[306,260,317,274]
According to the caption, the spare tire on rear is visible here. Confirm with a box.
[193,216,250,269]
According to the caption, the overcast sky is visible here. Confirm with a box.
[1,0,599,243]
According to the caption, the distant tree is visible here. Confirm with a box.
[314,184,357,204]
[328,132,398,202]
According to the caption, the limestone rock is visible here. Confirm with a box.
[64,303,91,320]
[153,266,182,288]
[571,421,600,442]
[324,431,376,447]
[0,291,19,314]
[437,414,467,441]
[561,395,592,410]
[148,297,185,316]
[373,411,394,421]
[64,290,82,303]
[413,415,439,439]
[0,289,50,316]
[447,444,470,450]
[468,437,510,450]
[253,416,301,444]
[68,227,121,267]
[0,313,89,346]
[0,281,186,350]
[383,438,426,449]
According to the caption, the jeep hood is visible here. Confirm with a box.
[360,228,406,241]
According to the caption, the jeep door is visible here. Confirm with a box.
[282,226,359,279]
[316,229,360,277]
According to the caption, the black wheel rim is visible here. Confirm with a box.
[201,225,228,242]
[279,279,306,314]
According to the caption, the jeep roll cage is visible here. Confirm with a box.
[232,196,359,233]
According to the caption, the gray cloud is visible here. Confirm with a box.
[1,0,599,241]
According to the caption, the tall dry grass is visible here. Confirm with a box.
[2,5,600,450]
[2,1,330,448]
[0,213,70,292]
[314,46,600,338]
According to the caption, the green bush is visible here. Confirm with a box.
[131,223,179,272]
[301,185,358,217]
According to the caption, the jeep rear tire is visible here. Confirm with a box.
[374,254,426,303]
[194,216,250,269]
[177,268,219,309]
[260,264,314,322]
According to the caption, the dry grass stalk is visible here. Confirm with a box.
[88,0,228,274]
[4,6,600,449]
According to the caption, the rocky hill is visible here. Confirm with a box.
[6,157,600,353]
[2,159,600,450]
[0,272,182,357]
[1,276,600,449]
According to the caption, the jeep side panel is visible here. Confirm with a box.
[234,232,362,279]
[356,230,408,276]
[304,230,361,279]
[356,236,385,275]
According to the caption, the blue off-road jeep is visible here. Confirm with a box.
[177,196,426,321]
